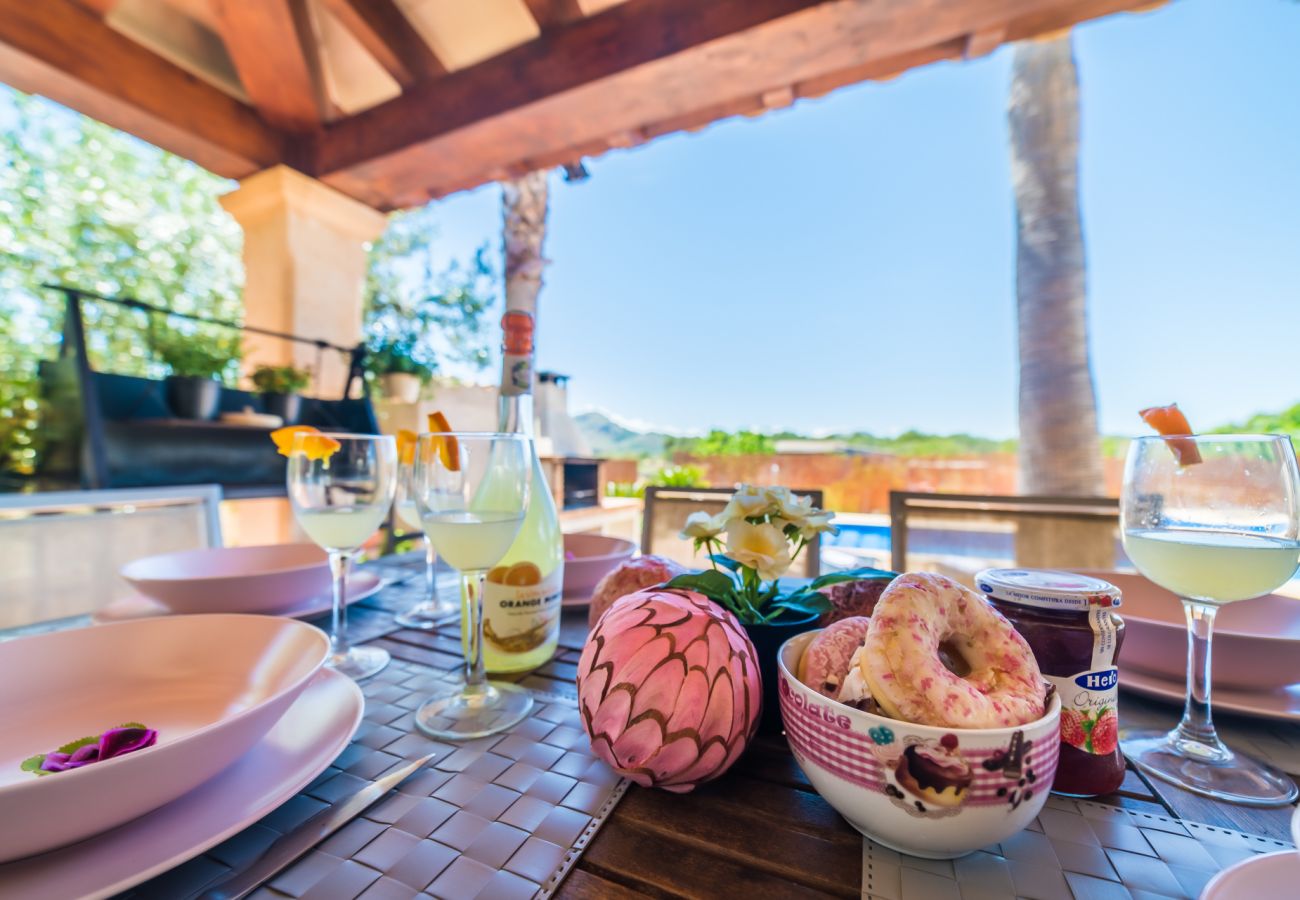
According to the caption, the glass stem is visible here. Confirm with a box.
[424,535,437,603]
[329,551,352,657]
[1176,599,1222,749]
[463,570,487,692]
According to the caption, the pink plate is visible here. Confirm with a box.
[95,570,384,624]
[1120,667,1300,722]
[0,667,362,900]
[562,534,636,601]
[1200,850,1300,899]
[120,543,332,615]
[1080,571,1300,690]
[0,615,329,863]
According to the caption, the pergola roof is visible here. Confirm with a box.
[0,0,1155,211]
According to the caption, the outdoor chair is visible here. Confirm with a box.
[642,486,823,578]
[0,485,223,631]
[888,490,1122,586]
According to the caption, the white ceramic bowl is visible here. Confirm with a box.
[562,534,636,599]
[778,630,1061,859]
[0,615,329,862]
[120,543,331,614]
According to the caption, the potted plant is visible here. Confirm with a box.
[668,484,887,733]
[368,335,434,403]
[155,334,240,420]
[250,364,311,424]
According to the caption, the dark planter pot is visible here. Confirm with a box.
[166,375,221,420]
[263,392,301,424]
[742,610,821,735]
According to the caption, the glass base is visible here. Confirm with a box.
[414,681,533,740]
[328,644,390,681]
[394,599,457,630]
[1122,728,1298,806]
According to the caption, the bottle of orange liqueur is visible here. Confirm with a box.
[481,308,563,672]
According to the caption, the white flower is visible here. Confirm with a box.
[680,510,725,541]
[725,520,793,582]
[727,484,772,519]
[767,487,814,524]
[798,509,838,540]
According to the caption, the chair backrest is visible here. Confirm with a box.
[888,491,1120,586]
[0,485,223,629]
[642,486,823,578]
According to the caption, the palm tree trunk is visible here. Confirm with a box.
[1009,36,1104,497]
[502,171,549,320]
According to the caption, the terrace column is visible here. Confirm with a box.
[220,165,387,396]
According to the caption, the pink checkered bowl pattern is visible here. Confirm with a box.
[778,630,1061,859]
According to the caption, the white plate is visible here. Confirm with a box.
[1121,667,1300,723]
[121,544,332,615]
[0,667,363,900]
[0,615,329,862]
[1200,850,1300,899]
[95,571,384,623]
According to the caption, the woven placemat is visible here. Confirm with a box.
[861,794,1293,899]
[123,658,626,900]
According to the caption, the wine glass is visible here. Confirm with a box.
[411,432,532,739]
[1121,434,1300,805]
[392,463,457,629]
[287,432,397,680]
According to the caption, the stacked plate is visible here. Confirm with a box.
[0,615,362,898]
[1084,571,1300,721]
[102,543,383,623]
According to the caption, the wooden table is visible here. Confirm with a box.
[8,552,1296,898]
[352,554,1300,898]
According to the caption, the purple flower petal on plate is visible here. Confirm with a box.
[40,752,72,772]
[98,727,157,760]
[68,744,102,765]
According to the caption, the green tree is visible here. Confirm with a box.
[0,88,244,474]
[363,203,496,380]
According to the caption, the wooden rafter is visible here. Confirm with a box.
[522,0,586,30]
[318,0,445,87]
[314,0,1156,208]
[0,0,285,178]
[212,0,319,132]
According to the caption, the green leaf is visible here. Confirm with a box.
[663,570,739,602]
[20,754,47,774]
[55,734,99,756]
[117,722,146,730]
[809,567,897,591]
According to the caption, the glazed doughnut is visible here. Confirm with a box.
[861,573,1044,728]
[798,616,872,700]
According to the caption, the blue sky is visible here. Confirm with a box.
[403,0,1299,438]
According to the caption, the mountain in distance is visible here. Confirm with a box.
[575,411,668,459]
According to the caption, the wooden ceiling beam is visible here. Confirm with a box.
[0,0,286,178]
[212,0,320,132]
[522,0,586,30]
[316,0,1154,209]
[318,0,446,87]
[313,0,836,176]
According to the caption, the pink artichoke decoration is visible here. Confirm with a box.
[577,588,761,793]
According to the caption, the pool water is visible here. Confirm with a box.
[823,522,1131,567]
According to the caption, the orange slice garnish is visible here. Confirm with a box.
[1139,404,1202,465]
[426,411,460,471]
[271,425,319,457]
[395,429,418,466]
[299,434,342,462]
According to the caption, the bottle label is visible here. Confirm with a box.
[500,310,534,397]
[482,563,561,654]
[1053,606,1120,756]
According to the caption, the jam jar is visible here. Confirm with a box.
[976,569,1125,797]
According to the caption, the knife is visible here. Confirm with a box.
[195,750,439,900]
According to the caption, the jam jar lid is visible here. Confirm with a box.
[975,568,1122,611]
